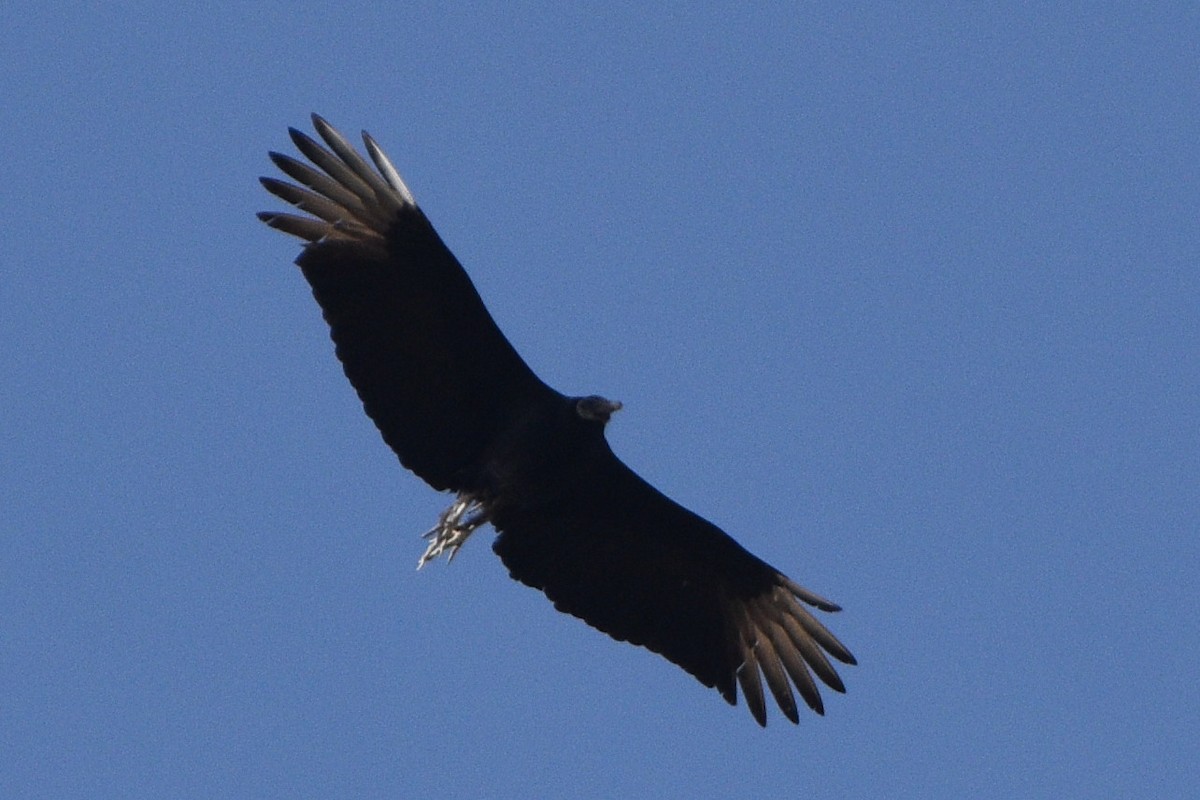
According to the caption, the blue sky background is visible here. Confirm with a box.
[3,3,1197,798]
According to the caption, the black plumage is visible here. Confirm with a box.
[259,115,856,726]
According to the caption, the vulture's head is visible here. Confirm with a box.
[575,395,623,425]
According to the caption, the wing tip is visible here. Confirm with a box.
[261,113,421,241]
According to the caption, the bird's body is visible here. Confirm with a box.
[259,116,855,726]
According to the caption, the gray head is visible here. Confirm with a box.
[575,395,623,424]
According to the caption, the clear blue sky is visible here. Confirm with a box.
[3,3,1197,798]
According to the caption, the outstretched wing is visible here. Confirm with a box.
[259,115,553,490]
[491,441,856,726]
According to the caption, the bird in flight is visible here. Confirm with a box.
[259,115,856,726]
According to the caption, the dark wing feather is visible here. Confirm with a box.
[490,441,856,727]
[259,115,553,490]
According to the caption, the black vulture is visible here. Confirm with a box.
[258,115,856,726]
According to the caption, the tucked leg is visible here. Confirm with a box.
[417,494,489,568]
